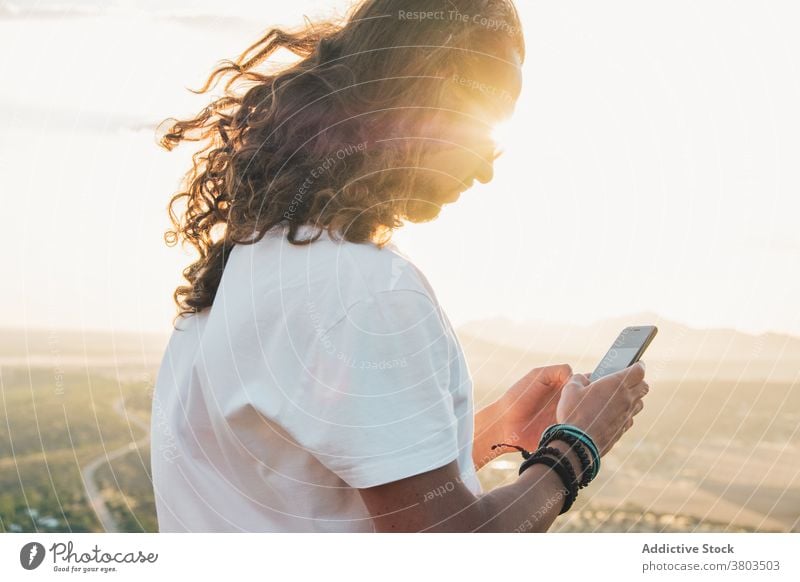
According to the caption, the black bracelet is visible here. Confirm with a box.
[532,447,579,498]
[519,454,577,514]
[539,424,601,480]
[540,430,594,489]
[518,449,579,514]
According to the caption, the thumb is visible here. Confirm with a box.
[548,363,574,387]
[525,363,573,388]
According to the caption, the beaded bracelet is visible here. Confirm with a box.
[540,423,596,456]
[541,430,593,488]
[540,424,601,466]
[539,423,601,480]
[518,450,578,514]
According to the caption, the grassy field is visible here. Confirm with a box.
[0,365,155,532]
[467,339,800,533]
[1,325,797,533]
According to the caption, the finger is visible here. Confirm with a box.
[629,380,649,398]
[568,373,591,388]
[544,363,573,387]
[524,363,573,387]
[638,381,650,397]
[618,361,646,388]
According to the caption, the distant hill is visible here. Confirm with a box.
[456,312,800,383]
[458,313,800,533]
[2,313,797,383]
[0,327,170,370]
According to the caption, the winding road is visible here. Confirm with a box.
[80,397,150,533]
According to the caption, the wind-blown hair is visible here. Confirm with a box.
[158,0,524,324]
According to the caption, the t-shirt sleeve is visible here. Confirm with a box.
[280,288,460,489]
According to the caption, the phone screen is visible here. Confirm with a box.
[589,326,657,381]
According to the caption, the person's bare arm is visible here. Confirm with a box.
[359,438,585,533]
[359,363,648,532]
[471,400,505,472]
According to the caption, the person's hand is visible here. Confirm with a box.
[556,361,649,457]
[495,363,574,452]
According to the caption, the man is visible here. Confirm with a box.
[151,0,649,532]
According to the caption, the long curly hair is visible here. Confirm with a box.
[158,0,524,326]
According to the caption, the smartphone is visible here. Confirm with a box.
[589,325,658,382]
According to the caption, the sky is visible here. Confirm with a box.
[1,0,799,338]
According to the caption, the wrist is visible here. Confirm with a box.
[547,439,589,484]
[540,424,601,484]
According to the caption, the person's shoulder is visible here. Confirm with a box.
[264,223,436,299]
[229,223,441,328]
[334,232,436,304]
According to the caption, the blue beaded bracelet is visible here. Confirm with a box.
[539,423,601,480]
[541,425,600,480]
[540,424,600,471]
[543,429,599,482]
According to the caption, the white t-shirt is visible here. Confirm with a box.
[150,223,481,532]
